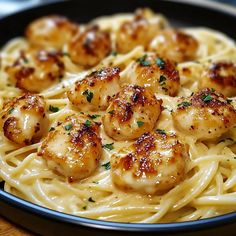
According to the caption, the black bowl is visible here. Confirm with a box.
[0,0,236,235]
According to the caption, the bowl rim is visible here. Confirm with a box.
[1,189,236,232]
[1,0,236,233]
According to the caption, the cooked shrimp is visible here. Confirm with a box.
[103,85,162,141]
[26,15,78,49]
[1,93,48,145]
[124,54,180,96]
[200,61,236,97]
[67,67,120,111]
[148,29,198,63]
[6,50,65,92]
[38,115,102,181]
[68,25,111,68]
[115,8,167,54]
[111,131,188,194]
[172,88,236,140]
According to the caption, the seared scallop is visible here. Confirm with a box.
[124,54,180,96]
[115,8,167,54]
[26,15,78,49]
[148,29,198,63]
[68,25,111,68]
[6,50,65,92]
[200,61,236,97]
[103,85,162,141]
[1,93,48,145]
[38,115,102,181]
[111,131,189,194]
[172,88,236,140]
[67,67,120,111]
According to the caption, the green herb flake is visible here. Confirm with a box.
[156,129,166,135]
[211,88,215,92]
[49,105,59,113]
[64,124,73,131]
[62,52,71,57]
[83,89,94,103]
[159,75,166,84]
[49,127,55,132]
[202,94,213,103]
[108,110,114,115]
[163,106,173,113]
[84,120,91,127]
[82,206,87,210]
[156,57,165,69]
[102,143,114,151]
[88,114,100,119]
[227,99,233,104]
[111,51,118,56]
[88,197,95,203]
[234,157,236,159]
[92,181,99,184]
[8,108,14,114]
[23,58,29,64]
[137,121,144,127]
[102,162,111,170]
[137,54,151,67]
[177,101,192,108]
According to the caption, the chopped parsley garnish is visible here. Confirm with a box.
[88,114,100,119]
[202,94,213,103]
[23,58,29,64]
[156,129,166,135]
[8,108,14,114]
[84,120,91,127]
[156,57,165,69]
[92,181,99,184]
[234,157,236,159]
[102,162,111,170]
[137,54,151,66]
[211,88,215,92]
[177,101,192,108]
[108,110,114,115]
[137,121,144,127]
[159,75,166,85]
[82,206,87,210]
[49,105,59,113]
[62,52,71,57]
[227,99,233,104]
[64,124,73,131]
[49,127,55,132]
[88,197,95,203]
[111,51,118,56]
[102,143,114,151]
[163,106,173,113]
[83,89,93,103]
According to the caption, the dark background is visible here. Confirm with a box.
[0,0,235,18]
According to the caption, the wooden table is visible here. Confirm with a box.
[0,216,33,236]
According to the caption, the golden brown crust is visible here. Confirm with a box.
[115,8,167,54]
[126,54,180,96]
[200,62,236,97]
[103,85,162,141]
[26,15,78,49]
[38,115,102,181]
[1,93,48,145]
[173,88,236,140]
[68,25,111,67]
[111,131,188,194]
[67,67,121,111]
[148,29,198,63]
[6,50,65,92]
[75,67,120,88]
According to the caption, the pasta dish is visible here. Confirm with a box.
[0,8,236,223]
